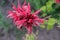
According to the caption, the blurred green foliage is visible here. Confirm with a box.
[0,9,10,30]
[25,33,35,40]
[0,0,6,6]
[26,0,47,10]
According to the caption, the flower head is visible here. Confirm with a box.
[7,0,44,34]
[55,0,60,4]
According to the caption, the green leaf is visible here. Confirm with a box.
[40,6,46,12]
[47,24,53,30]
[47,18,56,30]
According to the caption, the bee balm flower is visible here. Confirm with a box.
[7,0,44,34]
[55,0,60,4]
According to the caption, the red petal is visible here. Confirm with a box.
[27,3,31,13]
[23,0,26,6]
[12,3,17,10]
[28,19,33,24]
[22,0,26,9]
[39,19,44,24]
[34,10,40,15]
[55,0,60,3]
[7,11,16,18]
[15,19,26,27]
[18,0,21,10]
[34,21,40,26]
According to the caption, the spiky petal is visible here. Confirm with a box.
[7,0,44,34]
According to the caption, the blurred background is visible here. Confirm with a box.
[0,0,60,40]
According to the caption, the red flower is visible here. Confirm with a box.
[55,0,60,4]
[7,0,44,34]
